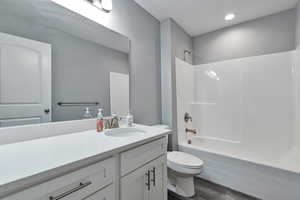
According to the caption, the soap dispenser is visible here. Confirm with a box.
[96,108,104,132]
[83,107,93,119]
[126,113,133,127]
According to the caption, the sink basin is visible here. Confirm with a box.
[104,128,146,137]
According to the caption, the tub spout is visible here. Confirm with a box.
[186,128,197,134]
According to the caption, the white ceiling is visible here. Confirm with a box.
[134,0,299,36]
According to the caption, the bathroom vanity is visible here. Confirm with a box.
[0,125,170,200]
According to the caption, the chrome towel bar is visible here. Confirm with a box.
[57,102,99,107]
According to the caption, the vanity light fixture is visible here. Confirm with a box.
[51,0,112,26]
[225,13,235,21]
[101,0,113,12]
[87,0,113,12]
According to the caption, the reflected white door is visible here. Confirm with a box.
[110,72,129,116]
[0,32,51,127]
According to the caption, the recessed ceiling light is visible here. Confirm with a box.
[225,13,235,21]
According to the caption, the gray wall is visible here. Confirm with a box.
[193,9,296,64]
[171,20,193,64]
[0,14,129,121]
[52,31,129,121]
[161,19,193,150]
[105,0,162,125]
[296,2,300,47]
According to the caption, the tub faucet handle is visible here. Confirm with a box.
[184,112,193,123]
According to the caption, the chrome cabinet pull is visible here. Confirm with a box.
[49,181,92,200]
[145,170,151,191]
[151,167,156,186]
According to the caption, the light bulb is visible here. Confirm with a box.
[225,13,235,21]
[92,0,102,9]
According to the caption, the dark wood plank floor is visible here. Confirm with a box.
[168,178,261,200]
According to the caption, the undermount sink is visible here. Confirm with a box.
[104,127,146,137]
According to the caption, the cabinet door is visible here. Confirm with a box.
[121,164,150,200]
[83,185,114,200]
[149,155,167,200]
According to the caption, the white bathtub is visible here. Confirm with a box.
[178,136,300,200]
[181,136,300,174]
[175,52,300,200]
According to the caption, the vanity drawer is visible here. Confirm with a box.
[120,137,167,176]
[5,157,114,200]
[83,185,114,200]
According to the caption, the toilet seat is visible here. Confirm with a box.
[168,151,204,168]
[167,151,204,174]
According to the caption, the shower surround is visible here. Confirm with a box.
[175,50,300,200]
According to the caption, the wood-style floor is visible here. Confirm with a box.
[168,178,261,200]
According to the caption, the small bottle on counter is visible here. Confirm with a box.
[96,109,104,132]
[126,113,133,127]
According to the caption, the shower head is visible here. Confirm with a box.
[184,50,192,55]
[184,50,192,61]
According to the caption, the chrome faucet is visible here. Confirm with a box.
[110,114,120,128]
[104,114,120,129]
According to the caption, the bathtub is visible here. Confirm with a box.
[178,136,300,200]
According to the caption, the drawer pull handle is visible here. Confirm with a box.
[49,181,92,200]
[151,167,156,186]
[145,170,151,191]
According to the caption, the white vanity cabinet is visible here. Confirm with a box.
[3,158,115,200]
[121,156,167,200]
[148,156,167,200]
[120,137,167,200]
[83,185,114,200]
[2,136,168,200]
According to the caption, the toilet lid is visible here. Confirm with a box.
[167,151,204,169]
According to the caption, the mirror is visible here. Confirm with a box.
[0,0,130,128]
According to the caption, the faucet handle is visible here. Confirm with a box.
[184,112,192,123]
[104,117,112,129]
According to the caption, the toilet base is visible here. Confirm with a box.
[167,171,195,197]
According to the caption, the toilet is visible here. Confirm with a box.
[152,125,204,197]
[167,151,204,197]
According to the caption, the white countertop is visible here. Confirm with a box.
[0,124,170,196]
